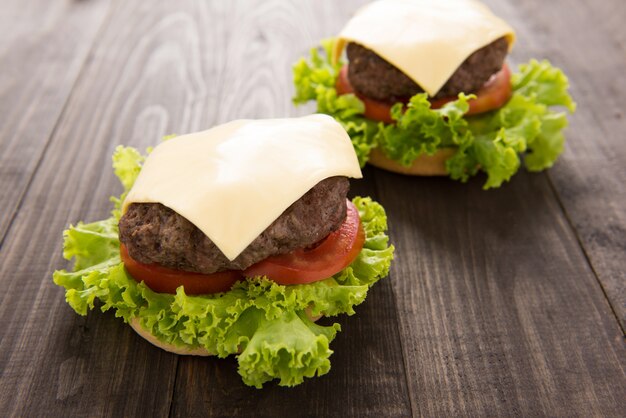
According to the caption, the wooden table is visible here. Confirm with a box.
[1,0,624,416]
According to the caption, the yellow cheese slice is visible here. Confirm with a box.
[334,0,515,96]
[122,114,363,261]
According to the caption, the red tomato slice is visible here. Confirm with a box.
[244,200,365,285]
[336,63,512,122]
[120,244,242,295]
[430,64,512,115]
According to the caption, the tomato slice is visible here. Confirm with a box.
[120,244,242,295]
[430,64,512,115]
[244,200,365,285]
[336,63,512,122]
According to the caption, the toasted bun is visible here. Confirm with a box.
[130,306,323,356]
[368,147,455,176]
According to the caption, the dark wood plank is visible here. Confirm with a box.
[0,0,231,415]
[376,170,625,417]
[375,1,626,413]
[508,0,626,329]
[0,0,111,243]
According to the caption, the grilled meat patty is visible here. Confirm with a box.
[346,37,509,101]
[119,176,350,274]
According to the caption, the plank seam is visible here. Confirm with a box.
[0,0,116,252]
[372,171,418,417]
[545,172,626,336]
[167,356,180,417]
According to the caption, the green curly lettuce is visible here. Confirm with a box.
[53,146,394,388]
[293,38,576,189]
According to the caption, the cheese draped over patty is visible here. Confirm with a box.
[122,114,363,261]
[334,0,516,96]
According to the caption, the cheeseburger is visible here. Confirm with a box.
[293,0,576,188]
[54,114,394,388]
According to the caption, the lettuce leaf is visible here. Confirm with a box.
[293,39,380,166]
[293,39,576,189]
[53,146,394,388]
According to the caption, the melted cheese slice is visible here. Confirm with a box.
[334,0,515,96]
[122,114,362,261]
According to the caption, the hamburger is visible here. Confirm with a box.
[53,114,394,388]
[293,0,576,188]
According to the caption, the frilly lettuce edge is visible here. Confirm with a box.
[293,38,576,189]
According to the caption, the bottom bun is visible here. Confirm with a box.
[368,147,455,176]
[130,306,323,356]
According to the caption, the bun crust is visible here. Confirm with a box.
[130,307,323,356]
[368,147,455,176]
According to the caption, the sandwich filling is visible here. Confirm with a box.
[346,37,509,101]
[119,177,349,274]
[121,114,362,262]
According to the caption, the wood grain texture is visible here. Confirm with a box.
[0,0,206,415]
[376,170,626,417]
[0,0,624,417]
[377,2,626,414]
[0,0,111,243]
[513,0,626,329]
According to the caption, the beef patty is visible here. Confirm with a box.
[119,176,350,274]
[346,37,509,101]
